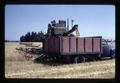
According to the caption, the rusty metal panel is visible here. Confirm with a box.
[85,38,92,53]
[69,37,76,53]
[93,38,101,53]
[77,37,84,53]
[54,37,60,52]
[62,37,69,53]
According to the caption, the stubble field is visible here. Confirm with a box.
[5,42,115,79]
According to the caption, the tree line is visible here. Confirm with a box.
[20,31,45,42]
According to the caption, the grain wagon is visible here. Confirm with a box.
[18,19,115,63]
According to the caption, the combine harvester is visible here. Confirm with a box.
[17,19,115,63]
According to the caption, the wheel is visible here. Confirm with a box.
[110,50,115,59]
[74,56,85,64]
[96,54,102,60]
[51,56,57,62]
[110,54,115,59]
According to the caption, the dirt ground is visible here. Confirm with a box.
[5,42,115,79]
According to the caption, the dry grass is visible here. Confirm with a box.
[5,42,115,79]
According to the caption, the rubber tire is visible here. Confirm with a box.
[110,50,115,59]
[74,56,85,64]
[110,54,115,59]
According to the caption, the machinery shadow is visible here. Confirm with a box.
[33,60,66,66]
[33,57,115,66]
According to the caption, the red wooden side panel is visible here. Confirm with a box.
[77,37,84,53]
[93,38,101,53]
[59,37,63,53]
[54,37,60,52]
[85,38,92,53]
[43,36,101,54]
[49,37,54,52]
[47,37,50,52]
[69,37,76,53]
[62,37,69,53]
[43,37,48,52]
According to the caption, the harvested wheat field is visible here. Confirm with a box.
[5,42,115,79]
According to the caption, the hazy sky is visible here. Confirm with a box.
[5,5,115,40]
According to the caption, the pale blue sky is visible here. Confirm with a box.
[5,5,115,40]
